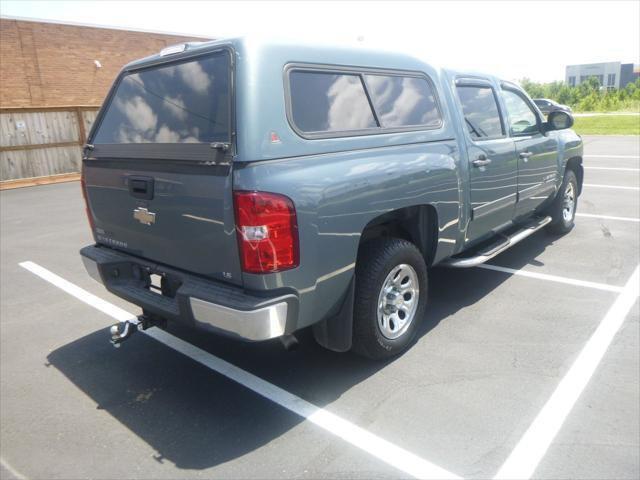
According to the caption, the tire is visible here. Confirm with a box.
[546,169,578,235]
[352,237,428,360]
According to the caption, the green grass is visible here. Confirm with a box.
[572,115,640,135]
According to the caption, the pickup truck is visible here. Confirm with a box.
[80,38,583,359]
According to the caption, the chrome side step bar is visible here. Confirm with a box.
[441,216,552,268]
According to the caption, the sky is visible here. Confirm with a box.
[2,0,639,83]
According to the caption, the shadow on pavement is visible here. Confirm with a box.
[47,230,558,471]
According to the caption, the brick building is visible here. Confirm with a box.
[0,16,211,107]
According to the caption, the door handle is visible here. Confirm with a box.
[472,155,492,167]
[128,176,154,200]
[519,151,533,159]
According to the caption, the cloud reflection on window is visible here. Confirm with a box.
[290,71,377,133]
[163,96,187,121]
[94,53,229,144]
[289,70,442,135]
[158,62,212,95]
[326,75,378,131]
[365,75,441,128]
[456,86,503,139]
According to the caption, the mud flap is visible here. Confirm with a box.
[312,277,355,352]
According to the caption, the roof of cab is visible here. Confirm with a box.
[122,36,443,74]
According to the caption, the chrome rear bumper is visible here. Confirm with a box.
[80,245,296,341]
[190,297,288,340]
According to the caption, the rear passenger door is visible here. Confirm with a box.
[500,86,559,217]
[455,78,517,243]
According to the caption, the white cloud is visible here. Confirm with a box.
[176,61,211,95]
[155,124,180,142]
[327,75,375,130]
[126,73,146,91]
[116,95,157,132]
[163,96,187,120]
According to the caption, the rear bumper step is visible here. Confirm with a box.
[80,245,297,341]
[441,216,552,268]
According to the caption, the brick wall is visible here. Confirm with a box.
[0,18,211,107]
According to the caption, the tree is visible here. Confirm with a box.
[517,77,639,112]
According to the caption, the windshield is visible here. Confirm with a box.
[93,51,230,144]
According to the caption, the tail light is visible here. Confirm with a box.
[80,167,95,232]
[233,191,299,273]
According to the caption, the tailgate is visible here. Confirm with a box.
[83,48,242,285]
[83,162,242,285]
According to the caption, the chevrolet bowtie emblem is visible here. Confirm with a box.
[133,207,156,225]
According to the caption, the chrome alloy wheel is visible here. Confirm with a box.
[376,264,419,340]
[562,181,576,222]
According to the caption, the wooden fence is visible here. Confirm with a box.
[0,106,100,187]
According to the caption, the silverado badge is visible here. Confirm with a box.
[133,207,156,225]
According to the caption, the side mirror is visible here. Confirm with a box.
[546,110,574,131]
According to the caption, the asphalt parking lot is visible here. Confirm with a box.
[1,135,638,479]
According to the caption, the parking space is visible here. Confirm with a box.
[534,314,639,480]
[583,170,639,188]
[581,135,639,156]
[579,188,640,222]
[1,136,638,479]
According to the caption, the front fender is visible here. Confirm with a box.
[554,129,583,174]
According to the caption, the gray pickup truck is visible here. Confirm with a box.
[80,38,583,359]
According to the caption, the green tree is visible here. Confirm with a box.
[557,84,572,105]
[518,76,639,112]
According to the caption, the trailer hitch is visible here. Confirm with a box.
[109,314,162,348]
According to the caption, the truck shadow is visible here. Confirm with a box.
[46,230,559,471]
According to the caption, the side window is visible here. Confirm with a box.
[363,74,441,128]
[456,85,504,139]
[289,71,377,133]
[502,89,539,135]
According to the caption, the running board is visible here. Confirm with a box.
[441,216,552,268]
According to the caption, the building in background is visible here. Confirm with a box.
[565,62,640,90]
[0,16,211,107]
[0,16,211,184]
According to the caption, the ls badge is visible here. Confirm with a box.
[133,207,156,225]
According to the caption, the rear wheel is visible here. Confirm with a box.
[352,238,427,359]
[547,169,578,235]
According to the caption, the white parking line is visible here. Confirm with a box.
[495,264,640,480]
[584,154,639,159]
[0,457,27,480]
[583,183,639,191]
[19,262,134,322]
[476,264,624,293]
[576,213,640,223]
[584,166,639,172]
[18,261,460,480]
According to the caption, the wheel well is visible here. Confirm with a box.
[566,156,584,195]
[359,205,438,265]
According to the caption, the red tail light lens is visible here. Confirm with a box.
[233,191,299,273]
[80,169,95,232]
